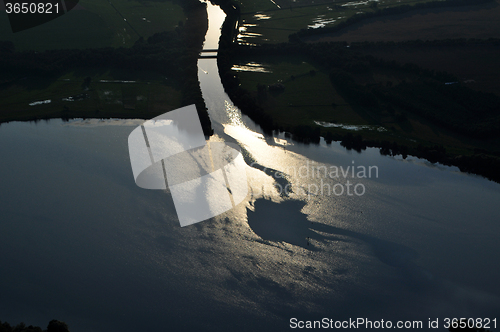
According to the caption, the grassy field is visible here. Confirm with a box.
[305,0,500,43]
[237,0,434,44]
[0,0,185,51]
[0,68,183,123]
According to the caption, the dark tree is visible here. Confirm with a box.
[46,320,69,332]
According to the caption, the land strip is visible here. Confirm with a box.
[217,0,500,182]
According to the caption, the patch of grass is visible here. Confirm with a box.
[0,0,185,51]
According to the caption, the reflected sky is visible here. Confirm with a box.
[1,116,499,331]
[202,1,227,50]
[195,3,500,329]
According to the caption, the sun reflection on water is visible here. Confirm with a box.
[231,62,272,73]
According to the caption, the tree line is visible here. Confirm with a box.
[0,319,69,332]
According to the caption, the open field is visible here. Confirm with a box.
[0,68,183,123]
[305,1,500,43]
[238,0,434,44]
[0,0,185,51]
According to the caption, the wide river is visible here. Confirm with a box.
[0,2,499,331]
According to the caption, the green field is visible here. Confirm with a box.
[0,68,183,122]
[238,0,434,44]
[0,0,185,51]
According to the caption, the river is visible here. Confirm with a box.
[0,2,499,331]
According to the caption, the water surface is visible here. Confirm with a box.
[0,3,499,331]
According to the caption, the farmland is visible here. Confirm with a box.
[0,0,212,133]
[304,1,500,43]
[237,0,436,44]
[297,0,500,96]
[0,0,185,51]
[0,69,183,123]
